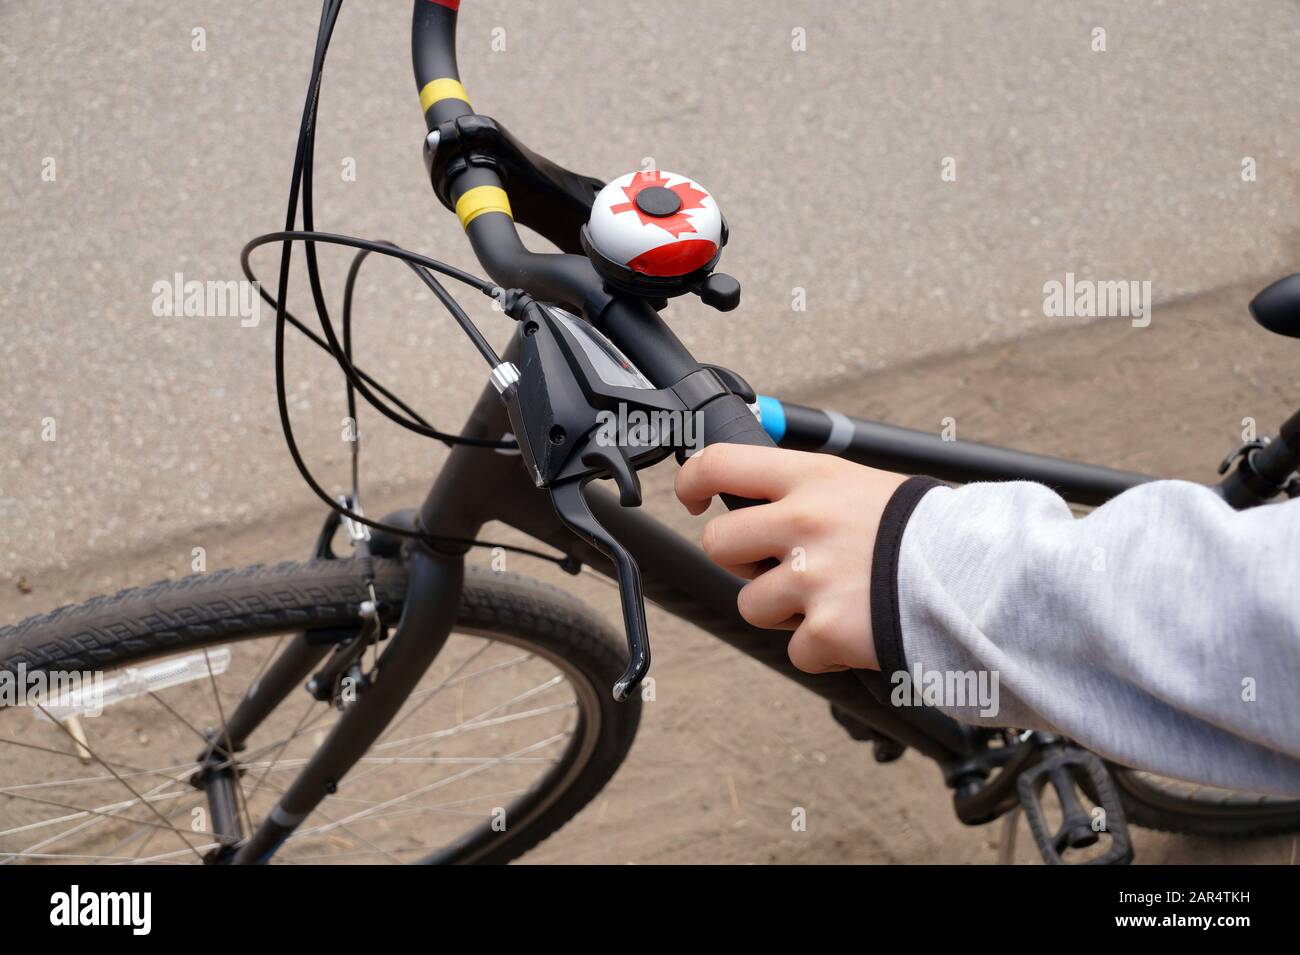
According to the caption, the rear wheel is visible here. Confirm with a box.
[0,560,640,864]
[1107,765,1300,838]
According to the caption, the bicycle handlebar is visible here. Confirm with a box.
[412,3,605,309]
[410,0,775,507]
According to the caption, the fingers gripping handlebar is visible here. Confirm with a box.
[694,394,775,509]
[412,2,773,699]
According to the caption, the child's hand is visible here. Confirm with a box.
[675,444,907,673]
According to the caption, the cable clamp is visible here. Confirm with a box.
[338,494,371,544]
[1217,436,1270,475]
[490,362,521,394]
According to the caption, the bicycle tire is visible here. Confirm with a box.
[1107,764,1300,838]
[0,560,641,864]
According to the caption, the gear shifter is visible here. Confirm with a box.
[490,293,739,700]
[549,480,649,701]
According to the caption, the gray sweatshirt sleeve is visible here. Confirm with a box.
[870,477,1300,795]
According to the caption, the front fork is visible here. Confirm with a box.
[201,520,464,864]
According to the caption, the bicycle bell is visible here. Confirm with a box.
[581,169,741,311]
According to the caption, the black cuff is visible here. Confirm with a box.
[870,476,945,678]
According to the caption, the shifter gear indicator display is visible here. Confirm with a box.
[549,307,654,391]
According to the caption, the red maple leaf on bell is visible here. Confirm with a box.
[610,171,710,238]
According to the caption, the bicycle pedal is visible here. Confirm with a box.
[1016,746,1133,865]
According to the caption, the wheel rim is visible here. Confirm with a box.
[0,628,602,864]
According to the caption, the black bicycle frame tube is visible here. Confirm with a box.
[1219,406,1300,508]
[231,548,463,864]
[223,634,330,746]
[772,400,1152,506]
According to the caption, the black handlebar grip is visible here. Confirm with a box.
[696,393,776,510]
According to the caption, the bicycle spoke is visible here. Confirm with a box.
[0,765,192,796]
[288,732,568,841]
[202,648,254,838]
[0,765,212,868]
[443,652,535,690]
[232,754,561,773]
[3,850,180,863]
[106,792,202,865]
[147,689,219,750]
[0,787,198,843]
[366,676,567,765]
[242,633,288,705]
[371,701,574,754]
[273,787,529,818]
[127,842,221,865]
[246,776,408,865]
[367,641,493,749]
[244,695,325,802]
[31,702,206,864]
[2,626,597,864]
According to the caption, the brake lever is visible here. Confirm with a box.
[550,476,649,701]
[490,293,738,701]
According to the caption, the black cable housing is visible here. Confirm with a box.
[249,0,566,570]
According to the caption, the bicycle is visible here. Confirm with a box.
[4,0,1300,865]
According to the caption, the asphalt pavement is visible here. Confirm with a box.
[3,0,1299,577]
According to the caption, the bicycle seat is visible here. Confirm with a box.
[1250,272,1300,339]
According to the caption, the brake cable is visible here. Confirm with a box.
[242,0,572,572]
[241,230,514,449]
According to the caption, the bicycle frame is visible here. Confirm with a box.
[223,366,1153,862]
[223,1,1161,861]
[415,368,1154,766]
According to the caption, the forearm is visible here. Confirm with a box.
[874,478,1300,795]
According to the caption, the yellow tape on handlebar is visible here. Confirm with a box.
[419,77,471,113]
[454,186,513,229]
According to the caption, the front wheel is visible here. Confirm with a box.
[0,561,640,864]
